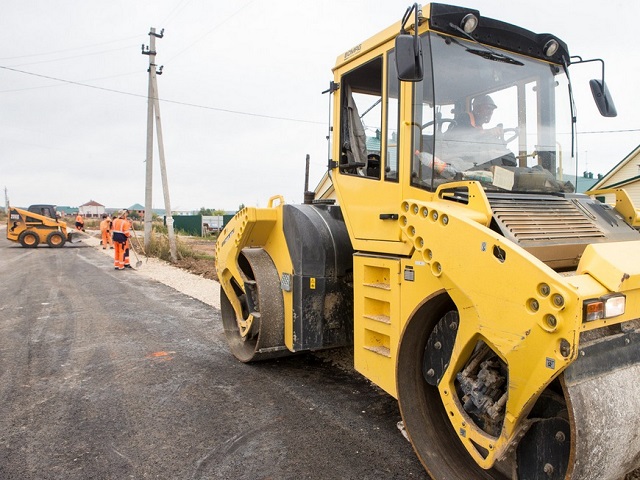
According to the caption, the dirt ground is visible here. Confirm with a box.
[168,237,219,281]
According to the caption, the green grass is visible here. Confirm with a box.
[143,231,211,262]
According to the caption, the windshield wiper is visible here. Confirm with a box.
[448,22,523,67]
[465,48,524,66]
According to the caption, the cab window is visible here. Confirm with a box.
[339,57,383,179]
[386,51,400,181]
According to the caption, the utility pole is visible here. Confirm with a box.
[151,70,178,263]
[142,27,177,263]
[142,30,157,251]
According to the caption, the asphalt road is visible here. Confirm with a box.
[0,233,428,480]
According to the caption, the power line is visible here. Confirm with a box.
[161,0,194,27]
[164,0,255,64]
[0,64,146,97]
[578,129,640,134]
[6,45,136,68]
[0,64,324,125]
[0,35,142,61]
[2,64,639,134]
[0,70,140,94]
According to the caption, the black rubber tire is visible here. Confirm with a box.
[46,231,66,248]
[18,230,40,248]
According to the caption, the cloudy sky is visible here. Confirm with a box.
[2,0,638,212]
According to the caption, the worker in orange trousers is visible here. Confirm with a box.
[99,214,113,249]
[111,210,131,270]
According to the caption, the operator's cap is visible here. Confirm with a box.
[473,94,497,109]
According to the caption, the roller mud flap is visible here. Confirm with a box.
[562,323,640,480]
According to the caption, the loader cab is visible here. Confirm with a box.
[28,204,58,220]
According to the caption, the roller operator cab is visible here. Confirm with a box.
[6,205,71,248]
[216,4,640,479]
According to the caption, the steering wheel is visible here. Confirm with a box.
[501,127,519,144]
[421,118,456,133]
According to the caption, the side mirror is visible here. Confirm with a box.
[395,3,424,82]
[396,34,423,81]
[589,79,617,117]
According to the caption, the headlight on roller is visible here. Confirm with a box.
[583,294,626,322]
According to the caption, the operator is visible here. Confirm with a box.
[418,95,502,178]
[111,210,131,270]
[99,214,113,250]
[470,94,501,134]
[447,94,503,138]
[75,212,85,231]
[440,94,516,172]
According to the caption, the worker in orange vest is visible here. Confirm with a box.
[111,210,131,270]
[99,214,113,249]
[75,212,85,231]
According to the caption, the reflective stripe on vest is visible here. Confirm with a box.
[112,218,129,234]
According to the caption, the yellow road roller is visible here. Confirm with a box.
[216,4,640,478]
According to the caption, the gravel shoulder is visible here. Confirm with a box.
[84,232,220,309]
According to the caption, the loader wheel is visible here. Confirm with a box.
[220,248,291,363]
[46,231,66,248]
[19,231,39,248]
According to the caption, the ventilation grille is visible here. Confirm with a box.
[490,196,605,243]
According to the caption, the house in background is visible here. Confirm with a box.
[314,170,335,201]
[570,171,604,194]
[78,200,105,218]
[125,203,182,218]
[128,203,145,218]
[588,145,640,205]
[56,206,77,217]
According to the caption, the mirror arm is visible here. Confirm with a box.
[413,5,420,54]
[400,3,421,40]
[570,56,607,91]
[570,55,616,117]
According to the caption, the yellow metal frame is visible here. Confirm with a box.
[586,187,640,227]
[399,185,640,466]
[349,177,640,466]
[353,254,402,396]
[215,196,295,350]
